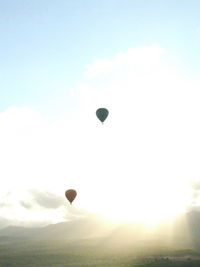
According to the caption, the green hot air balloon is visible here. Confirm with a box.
[96,108,109,123]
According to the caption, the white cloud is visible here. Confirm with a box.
[77,46,200,180]
[85,46,165,79]
[75,45,200,220]
[0,46,200,226]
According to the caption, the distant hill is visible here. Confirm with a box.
[0,212,200,267]
[0,216,114,241]
[0,210,200,249]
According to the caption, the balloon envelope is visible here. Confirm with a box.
[65,189,77,204]
[96,108,109,123]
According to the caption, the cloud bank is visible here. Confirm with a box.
[0,46,200,226]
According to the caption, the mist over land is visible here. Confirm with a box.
[1,210,200,266]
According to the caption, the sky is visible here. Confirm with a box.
[1,0,200,228]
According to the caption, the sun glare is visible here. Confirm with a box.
[77,176,191,225]
[71,119,193,226]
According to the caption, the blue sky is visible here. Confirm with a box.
[0,0,200,114]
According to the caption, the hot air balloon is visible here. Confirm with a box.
[96,108,109,123]
[65,189,77,204]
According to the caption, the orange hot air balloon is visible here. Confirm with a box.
[65,189,77,204]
